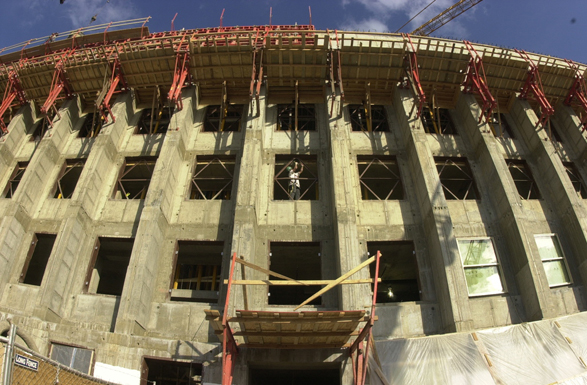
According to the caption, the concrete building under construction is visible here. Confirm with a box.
[1,19,587,385]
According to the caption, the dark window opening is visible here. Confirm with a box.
[84,237,134,296]
[3,161,27,198]
[78,112,103,138]
[507,160,541,200]
[268,242,321,306]
[29,115,53,142]
[435,157,479,200]
[491,112,515,139]
[249,365,340,385]
[421,107,457,134]
[547,120,563,142]
[358,156,403,200]
[203,104,243,132]
[171,241,222,303]
[20,233,57,286]
[277,104,316,131]
[50,343,94,375]
[274,155,319,200]
[143,358,202,385]
[564,162,587,199]
[52,159,85,199]
[189,156,235,200]
[349,104,389,132]
[113,157,157,199]
[136,106,172,134]
[368,241,420,303]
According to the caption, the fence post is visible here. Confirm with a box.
[1,324,16,385]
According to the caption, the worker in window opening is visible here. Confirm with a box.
[288,160,303,200]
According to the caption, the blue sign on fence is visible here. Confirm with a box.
[14,354,39,371]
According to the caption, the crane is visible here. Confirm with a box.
[411,0,484,36]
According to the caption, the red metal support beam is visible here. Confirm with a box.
[401,34,426,118]
[462,41,497,124]
[221,252,239,385]
[515,49,554,128]
[97,58,127,124]
[349,250,381,385]
[0,71,27,134]
[564,60,587,131]
[40,61,74,118]
[168,36,192,111]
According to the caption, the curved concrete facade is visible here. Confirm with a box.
[0,28,586,384]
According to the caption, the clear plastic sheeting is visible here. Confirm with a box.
[478,321,585,385]
[368,311,587,385]
[371,333,496,385]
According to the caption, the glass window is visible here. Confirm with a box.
[457,238,505,296]
[534,234,571,287]
[50,343,94,374]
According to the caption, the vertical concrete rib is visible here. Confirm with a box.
[394,88,473,333]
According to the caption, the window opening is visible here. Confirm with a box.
[535,234,571,287]
[171,241,223,303]
[113,157,157,199]
[349,104,389,132]
[268,242,321,305]
[143,357,203,385]
[50,343,94,375]
[84,237,134,296]
[3,161,27,198]
[435,158,479,200]
[457,238,505,296]
[421,106,457,134]
[78,112,103,138]
[20,233,57,286]
[564,162,587,199]
[490,112,515,139]
[136,106,172,134]
[52,159,85,199]
[277,104,316,131]
[368,241,420,303]
[358,156,403,200]
[548,120,563,142]
[507,160,541,199]
[29,113,53,142]
[203,104,243,132]
[249,365,340,385]
[274,155,319,200]
[189,156,235,200]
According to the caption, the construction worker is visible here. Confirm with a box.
[288,160,303,200]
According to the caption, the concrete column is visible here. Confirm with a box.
[511,98,587,309]
[455,93,549,321]
[325,90,369,311]
[114,89,197,335]
[393,88,473,333]
[0,103,36,174]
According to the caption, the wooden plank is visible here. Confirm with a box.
[235,258,307,285]
[221,331,359,337]
[223,278,379,285]
[226,315,375,324]
[294,256,375,310]
[240,343,350,349]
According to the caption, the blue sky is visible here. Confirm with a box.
[1,0,586,64]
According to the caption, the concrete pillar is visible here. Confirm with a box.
[393,88,473,333]
[510,98,587,311]
[325,90,370,311]
[114,89,196,335]
[455,93,549,321]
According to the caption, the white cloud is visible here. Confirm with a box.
[65,0,138,28]
[341,18,389,33]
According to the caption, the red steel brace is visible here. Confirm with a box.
[40,61,74,118]
[0,71,27,134]
[349,250,381,385]
[168,36,192,111]
[564,60,587,131]
[401,34,426,118]
[515,49,554,128]
[98,58,127,124]
[462,41,496,124]
[221,252,239,385]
